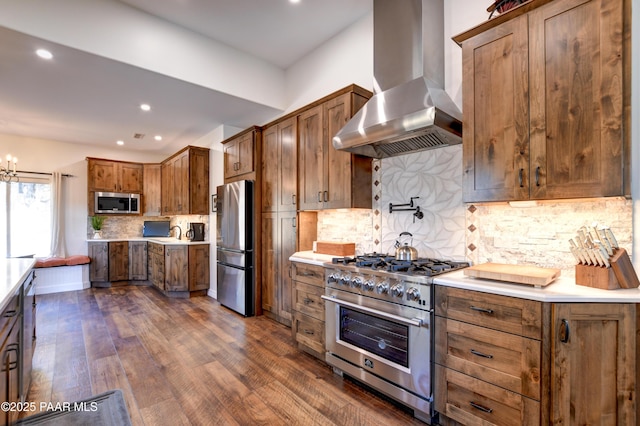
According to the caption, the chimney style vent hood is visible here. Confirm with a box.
[333,0,462,159]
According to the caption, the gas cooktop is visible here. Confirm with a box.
[331,253,469,277]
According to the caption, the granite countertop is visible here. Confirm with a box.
[87,237,209,245]
[0,258,35,312]
[290,251,640,303]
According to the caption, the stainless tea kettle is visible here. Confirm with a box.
[395,232,418,261]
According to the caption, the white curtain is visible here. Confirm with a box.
[49,172,67,258]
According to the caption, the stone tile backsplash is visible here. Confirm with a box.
[88,215,209,241]
[316,145,633,273]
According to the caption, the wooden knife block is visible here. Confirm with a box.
[575,248,640,290]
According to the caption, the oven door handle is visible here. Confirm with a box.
[321,295,425,328]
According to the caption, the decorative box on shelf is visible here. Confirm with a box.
[575,249,640,290]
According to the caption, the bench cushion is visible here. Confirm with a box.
[34,255,91,268]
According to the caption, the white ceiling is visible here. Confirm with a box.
[0,0,372,154]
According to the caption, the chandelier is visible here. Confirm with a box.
[1,155,18,182]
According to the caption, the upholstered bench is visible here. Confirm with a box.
[33,255,91,294]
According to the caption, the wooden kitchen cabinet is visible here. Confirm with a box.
[142,163,161,215]
[434,285,638,426]
[434,286,542,425]
[291,262,325,359]
[161,146,210,215]
[148,242,165,290]
[188,244,210,292]
[164,245,188,291]
[87,158,143,193]
[128,241,148,281]
[108,241,129,282]
[298,92,372,210]
[261,211,297,326]
[456,0,629,202]
[223,128,256,180]
[148,243,209,295]
[262,117,297,212]
[88,241,109,283]
[550,303,636,425]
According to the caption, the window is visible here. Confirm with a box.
[1,179,51,258]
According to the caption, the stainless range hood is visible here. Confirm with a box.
[333,0,462,159]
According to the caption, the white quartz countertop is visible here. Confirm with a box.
[290,251,640,303]
[289,251,336,266]
[87,238,209,245]
[434,269,640,303]
[0,258,35,312]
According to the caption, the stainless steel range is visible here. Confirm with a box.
[321,254,468,424]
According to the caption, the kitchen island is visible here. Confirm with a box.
[0,258,36,426]
[0,257,34,311]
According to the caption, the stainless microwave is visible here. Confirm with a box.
[95,192,140,214]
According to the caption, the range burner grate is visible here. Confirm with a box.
[331,254,469,276]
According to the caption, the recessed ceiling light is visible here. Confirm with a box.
[154,135,162,141]
[36,49,53,59]
[290,0,300,3]
[116,140,124,146]
[140,104,151,111]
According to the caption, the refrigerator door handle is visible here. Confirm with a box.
[217,247,245,254]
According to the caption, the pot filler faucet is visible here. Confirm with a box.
[170,225,181,240]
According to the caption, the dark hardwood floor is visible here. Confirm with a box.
[23,286,426,425]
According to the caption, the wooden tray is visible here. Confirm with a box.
[463,263,561,287]
[314,241,355,256]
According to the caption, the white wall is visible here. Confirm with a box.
[284,12,374,113]
[0,134,166,256]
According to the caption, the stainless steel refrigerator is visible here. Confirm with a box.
[216,180,255,316]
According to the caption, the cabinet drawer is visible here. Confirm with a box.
[292,311,325,355]
[435,365,540,426]
[0,292,19,343]
[435,317,541,400]
[292,263,325,287]
[293,281,324,321]
[435,286,542,339]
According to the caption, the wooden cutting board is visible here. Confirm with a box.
[463,263,561,287]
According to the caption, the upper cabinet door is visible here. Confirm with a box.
[462,15,530,203]
[460,0,627,202]
[298,105,325,210]
[277,117,298,212]
[528,0,624,199]
[323,93,354,210]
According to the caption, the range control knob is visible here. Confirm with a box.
[351,276,363,289]
[327,272,340,283]
[362,278,376,292]
[406,287,421,301]
[339,274,351,286]
[391,284,404,298]
[375,280,390,295]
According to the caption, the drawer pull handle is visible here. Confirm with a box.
[470,306,494,315]
[303,329,315,335]
[518,168,524,187]
[303,298,313,305]
[470,401,493,414]
[560,318,570,343]
[470,349,493,359]
[4,310,17,318]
